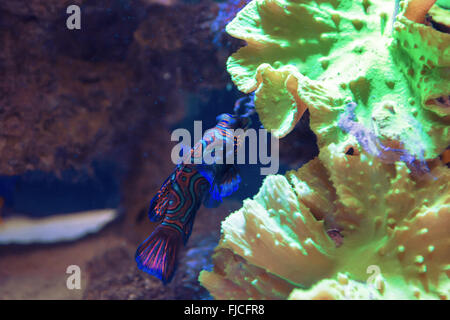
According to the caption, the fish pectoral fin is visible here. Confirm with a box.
[218,165,241,198]
[203,181,222,208]
[201,165,241,208]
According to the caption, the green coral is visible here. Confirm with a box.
[200,150,449,299]
[226,0,449,158]
[199,0,450,300]
[437,0,450,10]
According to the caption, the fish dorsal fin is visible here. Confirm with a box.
[148,168,180,222]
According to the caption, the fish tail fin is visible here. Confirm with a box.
[135,225,182,284]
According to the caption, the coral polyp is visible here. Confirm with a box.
[199,0,450,300]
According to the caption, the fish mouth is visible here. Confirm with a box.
[425,95,450,116]
[427,95,450,108]
[423,3,450,116]
[426,1,450,33]
[434,95,450,107]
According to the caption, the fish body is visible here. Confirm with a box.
[135,165,210,283]
[136,99,254,283]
